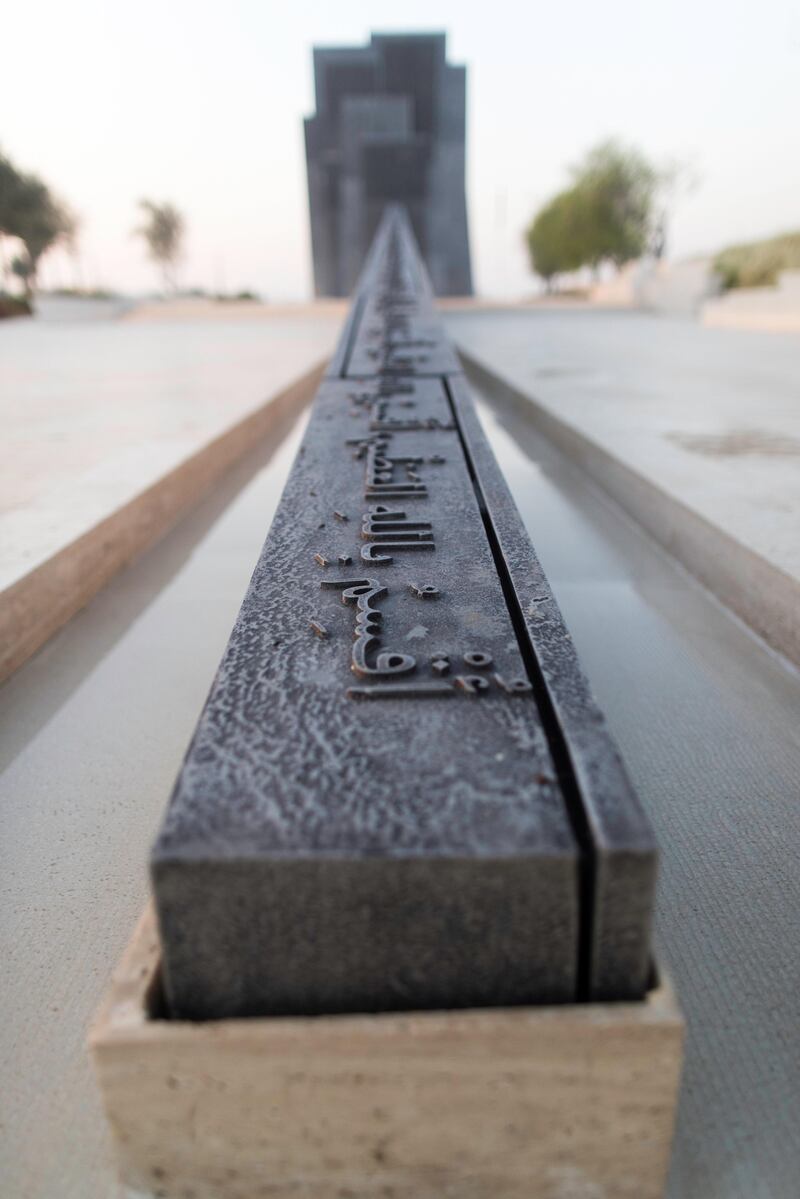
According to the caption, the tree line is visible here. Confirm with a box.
[2,138,688,303]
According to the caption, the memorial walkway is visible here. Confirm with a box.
[3,361,798,1196]
[2,235,799,1198]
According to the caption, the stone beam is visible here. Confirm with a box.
[151,208,656,1019]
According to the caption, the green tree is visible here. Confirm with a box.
[526,140,661,285]
[135,199,184,292]
[570,140,658,267]
[526,187,591,287]
[0,149,76,296]
[13,178,76,295]
[0,152,23,228]
[0,150,25,290]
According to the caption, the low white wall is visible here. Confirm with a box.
[703,271,800,333]
[590,257,718,316]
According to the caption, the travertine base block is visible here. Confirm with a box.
[90,906,682,1199]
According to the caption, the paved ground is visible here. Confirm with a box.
[445,308,800,664]
[2,370,798,1197]
[0,309,342,594]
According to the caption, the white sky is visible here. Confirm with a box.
[2,0,799,299]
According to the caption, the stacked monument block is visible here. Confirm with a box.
[151,207,656,1021]
[304,33,473,297]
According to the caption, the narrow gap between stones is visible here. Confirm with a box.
[440,372,596,1004]
[339,293,366,378]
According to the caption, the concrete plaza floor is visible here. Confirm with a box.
[0,308,342,678]
[0,308,342,595]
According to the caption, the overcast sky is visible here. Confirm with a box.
[3,0,799,298]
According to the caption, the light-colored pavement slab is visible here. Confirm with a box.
[0,310,341,678]
[445,308,800,665]
[0,312,342,586]
[123,297,348,323]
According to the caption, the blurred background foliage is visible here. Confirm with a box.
[134,200,186,294]
[0,148,76,297]
[713,231,800,290]
[525,140,663,287]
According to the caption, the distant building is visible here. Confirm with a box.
[304,32,473,298]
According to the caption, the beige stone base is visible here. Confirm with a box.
[89,906,683,1199]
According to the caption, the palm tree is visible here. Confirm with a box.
[135,199,185,293]
[0,150,77,297]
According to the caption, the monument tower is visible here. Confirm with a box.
[304,32,473,297]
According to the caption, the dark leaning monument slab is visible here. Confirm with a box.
[304,32,473,298]
[151,208,656,1021]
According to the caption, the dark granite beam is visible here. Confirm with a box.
[151,207,656,1020]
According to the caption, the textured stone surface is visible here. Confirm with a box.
[152,209,656,1019]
